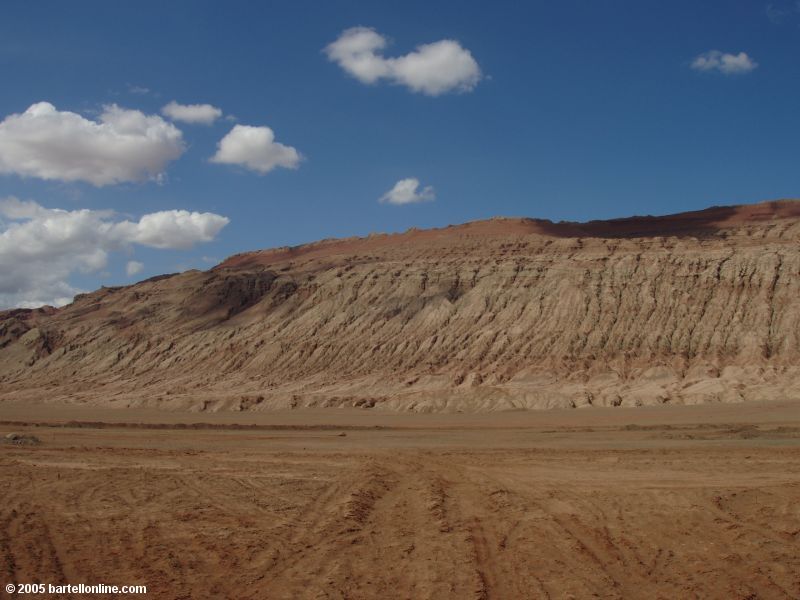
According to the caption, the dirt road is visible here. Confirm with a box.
[1,404,799,598]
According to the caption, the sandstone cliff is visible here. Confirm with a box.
[2,200,799,412]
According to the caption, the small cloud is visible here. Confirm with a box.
[766,4,787,23]
[766,2,800,23]
[379,178,435,205]
[691,50,758,75]
[325,27,482,96]
[115,209,230,249]
[161,101,223,125]
[210,124,302,174]
[127,84,151,95]
[126,260,144,276]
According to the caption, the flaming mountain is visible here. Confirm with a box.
[2,199,799,412]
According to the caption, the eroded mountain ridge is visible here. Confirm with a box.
[2,200,799,412]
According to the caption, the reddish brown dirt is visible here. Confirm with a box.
[1,400,799,599]
[217,199,800,270]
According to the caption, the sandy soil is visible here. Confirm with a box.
[2,401,800,599]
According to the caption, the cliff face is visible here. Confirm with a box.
[2,200,800,412]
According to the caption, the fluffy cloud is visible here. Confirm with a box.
[0,102,185,186]
[379,178,435,205]
[126,260,144,276]
[691,50,758,75]
[210,124,301,174]
[161,101,223,125]
[0,197,229,308]
[112,209,230,249]
[325,27,481,96]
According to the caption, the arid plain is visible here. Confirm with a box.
[2,400,800,599]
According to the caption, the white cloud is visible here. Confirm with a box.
[379,178,435,205]
[210,124,301,174]
[691,50,758,75]
[126,260,144,276]
[325,27,481,96]
[112,209,230,249]
[161,101,223,125]
[0,102,185,186]
[0,197,229,308]
[326,27,391,84]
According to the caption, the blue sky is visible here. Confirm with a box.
[0,1,799,307]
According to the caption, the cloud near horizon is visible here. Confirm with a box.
[379,178,435,205]
[211,124,302,174]
[0,197,229,308]
[0,102,185,186]
[325,27,481,96]
[161,101,223,125]
[691,50,758,75]
[126,260,144,276]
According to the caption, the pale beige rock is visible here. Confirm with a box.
[1,199,799,412]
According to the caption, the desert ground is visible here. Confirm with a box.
[1,400,799,599]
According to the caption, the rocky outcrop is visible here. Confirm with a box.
[2,200,799,412]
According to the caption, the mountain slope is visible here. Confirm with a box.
[2,199,800,412]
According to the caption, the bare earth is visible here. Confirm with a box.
[2,401,800,599]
